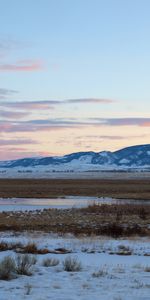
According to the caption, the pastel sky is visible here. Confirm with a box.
[0,0,150,160]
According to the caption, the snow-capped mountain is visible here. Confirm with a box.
[0,144,150,172]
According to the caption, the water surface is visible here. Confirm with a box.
[0,196,149,212]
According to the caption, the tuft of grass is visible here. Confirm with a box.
[132,279,144,289]
[0,256,16,280]
[92,267,108,278]
[20,242,49,255]
[0,241,9,251]
[15,254,37,276]
[116,245,132,255]
[42,257,59,267]
[144,266,150,272]
[118,245,131,251]
[23,242,38,254]
[113,264,125,273]
[24,283,32,295]
[63,256,82,272]
[52,283,61,289]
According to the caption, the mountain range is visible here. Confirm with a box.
[0,144,150,172]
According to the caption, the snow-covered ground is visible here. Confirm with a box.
[0,168,150,179]
[0,232,149,300]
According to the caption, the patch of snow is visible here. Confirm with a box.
[119,159,130,164]
[0,233,149,300]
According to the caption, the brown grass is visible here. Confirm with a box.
[0,203,149,237]
[0,178,150,199]
[0,177,149,238]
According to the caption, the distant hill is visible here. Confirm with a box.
[0,144,150,172]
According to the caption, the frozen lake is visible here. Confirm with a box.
[0,196,150,211]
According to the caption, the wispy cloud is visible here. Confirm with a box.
[0,110,30,119]
[0,117,150,133]
[0,100,58,110]
[75,134,150,143]
[91,118,150,127]
[0,38,22,51]
[65,98,116,104]
[0,38,20,58]
[0,139,38,146]
[0,98,116,111]
[0,60,43,72]
[83,135,125,140]
[0,88,18,99]
[0,119,84,133]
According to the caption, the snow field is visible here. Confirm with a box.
[0,233,149,299]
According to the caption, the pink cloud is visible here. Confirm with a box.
[141,121,150,127]
[0,139,38,146]
[0,150,43,161]
[0,110,30,119]
[0,59,43,72]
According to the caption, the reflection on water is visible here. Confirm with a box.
[0,196,149,212]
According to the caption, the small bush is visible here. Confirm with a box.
[23,242,38,254]
[113,264,125,273]
[15,254,37,276]
[42,257,59,267]
[118,244,130,251]
[116,245,132,255]
[0,256,16,280]
[0,241,9,251]
[20,242,49,255]
[144,266,150,272]
[139,208,147,220]
[92,267,108,278]
[63,256,82,272]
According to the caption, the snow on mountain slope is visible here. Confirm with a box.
[0,145,150,173]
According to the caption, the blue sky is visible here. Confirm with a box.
[0,0,149,159]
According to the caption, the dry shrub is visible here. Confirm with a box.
[144,266,150,272]
[0,241,9,251]
[15,254,37,276]
[92,268,108,278]
[23,242,38,254]
[116,244,132,255]
[0,254,37,280]
[63,256,82,272]
[21,242,49,255]
[81,203,150,217]
[0,256,16,280]
[42,257,59,267]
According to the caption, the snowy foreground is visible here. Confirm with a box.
[0,232,149,300]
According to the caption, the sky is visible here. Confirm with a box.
[0,0,150,160]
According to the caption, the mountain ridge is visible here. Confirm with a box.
[0,144,150,170]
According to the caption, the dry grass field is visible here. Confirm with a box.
[0,178,150,237]
[0,203,149,237]
[0,178,150,199]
